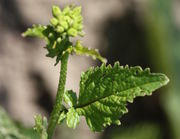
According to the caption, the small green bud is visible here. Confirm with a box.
[57,37,62,43]
[76,16,83,23]
[70,14,76,20]
[63,6,71,15]
[114,120,121,125]
[72,7,81,15]
[56,26,64,33]
[78,31,85,37]
[75,40,81,47]
[77,24,83,31]
[62,32,67,38]
[50,18,59,26]
[60,21,69,30]
[68,28,78,37]
[72,23,83,31]
[64,16,73,25]
[52,6,61,17]
[48,33,54,38]
[72,23,79,30]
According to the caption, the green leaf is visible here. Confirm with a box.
[66,108,80,129]
[34,115,48,139]
[74,62,169,131]
[64,90,77,107]
[22,24,47,39]
[0,107,29,139]
[73,41,107,63]
[57,111,66,124]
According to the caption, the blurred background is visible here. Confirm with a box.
[0,0,180,139]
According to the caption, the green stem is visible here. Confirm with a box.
[47,53,69,139]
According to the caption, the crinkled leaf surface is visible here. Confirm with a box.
[73,62,169,131]
[66,108,80,129]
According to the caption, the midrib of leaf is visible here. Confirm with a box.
[75,77,167,110]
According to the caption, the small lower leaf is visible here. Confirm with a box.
[0,107,30,139]
[22,24,47,39]
[66,108,80,129]
[34,115,48,139]
[64,90,77,107]
[58,111,66,124]
[73,41,107,63]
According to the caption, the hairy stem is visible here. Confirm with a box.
[47,53,69,139]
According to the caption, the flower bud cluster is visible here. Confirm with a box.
[23,5,85,65]
[50,5,84,39]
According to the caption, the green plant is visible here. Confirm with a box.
[22,5,169,139]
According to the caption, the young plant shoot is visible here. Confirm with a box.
[22,5,169,139]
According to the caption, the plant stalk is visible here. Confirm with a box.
[47,53,69,139]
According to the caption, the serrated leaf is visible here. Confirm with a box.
[74,62,169,131]
[66,108,80,129]
[73,41,107,63]
[64,90,77,107]
[22,24,47,39]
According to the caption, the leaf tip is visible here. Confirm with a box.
[21,32,26,37]
[161,74,170,86]
[102,58,107,64]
